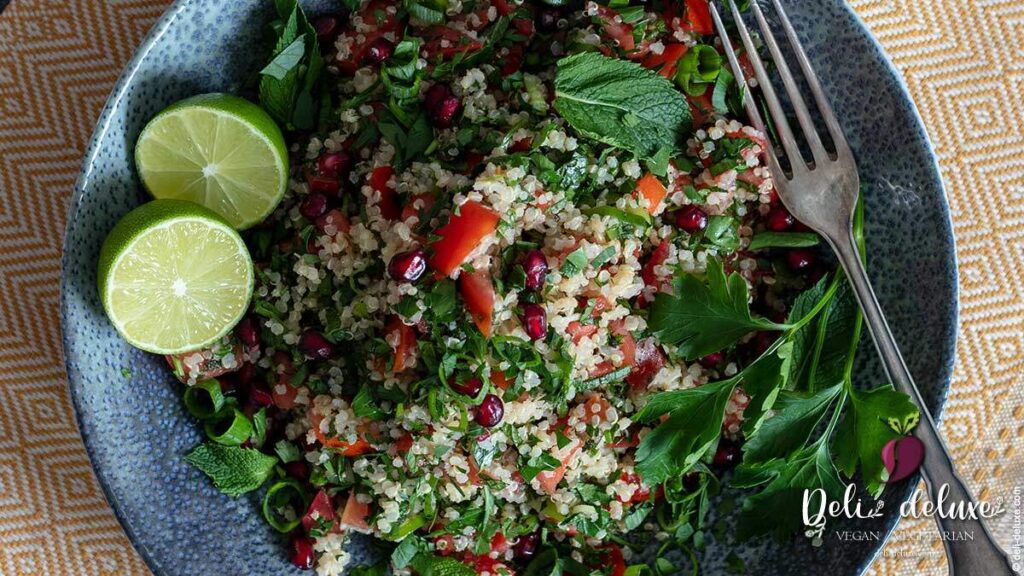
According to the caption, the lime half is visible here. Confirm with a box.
[135,93,288,230]
[98,199,254,355]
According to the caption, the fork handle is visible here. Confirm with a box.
[830,229,1015,576]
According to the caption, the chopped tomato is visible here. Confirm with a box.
[307,174,340,195]
[536,441,581,494]
[309,407,375,456]
[598,544,626,576]
[594,5,635,52]
[421,25,484,59]
[491,0,515,17]
[566,321,599,343]
[687,89,715,126]
[315,208,351,234]
[302,490,338,533]
[335,0,400,73]
[683,0,714,36]
[619,472,651,504]
[385,315,417,373]
[634,173,668,215]
[641,239,671,286]
[271,352,300,409]
[618,332,637,368]
[340,491,372,533]
[501,43,525,76]
[429,200,500,276]
[400,192,436,223]
[459,267,496,337]
[642,43,688,78]
[490,532,510,555]
[394,432,414,453]
[625,338,666,389]
[490,370,511,390]
[580,394,614,423]
[369,166,401,220]
[435,534,456,556]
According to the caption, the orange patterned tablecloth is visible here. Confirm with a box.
[0,1,1021,575]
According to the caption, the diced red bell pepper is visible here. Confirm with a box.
[429,200,500,276]
[309,407,375,456]
[642,43,688,79]
[598,544,627,576]
[641,239,671,287]
[459,267,496,337]
[369,166,401,221]
[385,315,417,373]
[683,0,714,36]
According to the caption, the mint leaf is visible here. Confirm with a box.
[185,443,277,497]
[554,52,692,159]
[833,385,920,496]
[649,259,785,359]
[634,379,738,485]
[260,36,306,80]
[409,554,476,576]
[743,384,843,463]
[392,536,422,569]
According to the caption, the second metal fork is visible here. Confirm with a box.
[710,2,1014,574]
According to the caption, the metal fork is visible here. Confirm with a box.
[710,2,1015,574]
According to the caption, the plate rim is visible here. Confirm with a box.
[58,1,960,575]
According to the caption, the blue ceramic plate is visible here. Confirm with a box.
[61,1,958,574]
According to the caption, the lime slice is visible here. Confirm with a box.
[98,199,255,355]
[135,93,288,230]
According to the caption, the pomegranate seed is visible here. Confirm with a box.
[712,439,743,469]
[307,175,340,195]
[300,193,329,221]
[235,316,260,348]
[364,37,395,64]
[766,207,794,231]
[521,304,547,341]
[387,249,428,283]
[674,205,709,233]
[522,250,548,291]
[475,393,504,428]
[698,351,724,369]
[298,330,335,360]
[512,530,540,562]
[290,535,316,570]
[249,384,274,407]
[787,249,817,272]
[317,151,352,179]
[424,83,451,111]
[285,460,310,481]
[536,8,560,33]
[449,377,483,397]
[425,84,462,128]
[311,15,342,45]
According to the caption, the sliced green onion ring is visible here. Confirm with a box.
[204,407,253,446]
[262,479,310,533]
[183,379,225,420]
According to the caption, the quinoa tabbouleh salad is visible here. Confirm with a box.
[95,0,924,573]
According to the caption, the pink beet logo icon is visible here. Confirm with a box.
[881,434,925,483]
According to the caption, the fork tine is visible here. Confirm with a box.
[767,0,851,157]
[748,1,827,165]
[724,0,805,172]
[709,3,766,137]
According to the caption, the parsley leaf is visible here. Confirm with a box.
[649,259,786,359]
[732,432,845,539]
[832,384,920,496]
[259,0,325,130]
[554,52,692,160]
[634,378,738,485]
[185,443,277,497]
[742,383,843,464]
